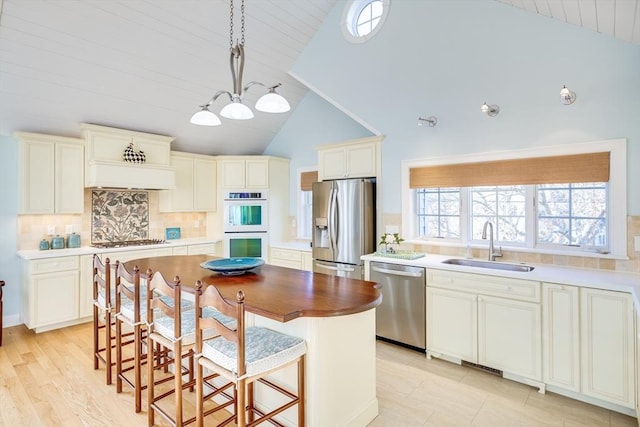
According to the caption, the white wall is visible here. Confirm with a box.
[289,0,640,214]
[0,136,20,324]
[263,90,372,213]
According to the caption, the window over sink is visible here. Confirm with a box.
[403,139,626,258]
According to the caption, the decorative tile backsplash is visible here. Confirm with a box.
[91,190,149,243]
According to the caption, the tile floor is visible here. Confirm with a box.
[372,340,637,427]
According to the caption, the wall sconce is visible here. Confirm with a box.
[481,102,500,117]
[560,85,576,105]
[417,116,437,127]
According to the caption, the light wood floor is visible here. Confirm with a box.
[0,322,637,426]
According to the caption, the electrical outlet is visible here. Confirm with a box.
[47,225,56,235]
[194,220,199,228]
[634,235,640,252]
[65,224,73,234]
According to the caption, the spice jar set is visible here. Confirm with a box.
[39,233,81,250]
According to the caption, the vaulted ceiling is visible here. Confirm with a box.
[1,0,637,155]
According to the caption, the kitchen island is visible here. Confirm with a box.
[124,255,382,427]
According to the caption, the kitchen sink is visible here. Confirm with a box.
[442,258,535,272]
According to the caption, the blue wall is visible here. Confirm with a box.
[264,90,372,212]
[0,136,19,321]
[286,0,640,214]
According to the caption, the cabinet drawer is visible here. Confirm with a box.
[29,256,79,274]
[427,269,540,302]
[270,248,302,262]
[172,246,189,256]
[187,243,217,255]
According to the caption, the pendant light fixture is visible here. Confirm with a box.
[190,0,290,126]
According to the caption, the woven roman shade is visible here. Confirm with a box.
[409,152,610,188]
[300,171,318,191]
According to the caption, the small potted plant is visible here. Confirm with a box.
[379,233,404,254]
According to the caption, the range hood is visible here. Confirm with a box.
[86,159,175,190]
[81,123,176,190]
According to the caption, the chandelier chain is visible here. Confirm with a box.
[241,0,245,45]
[229,0,234,50]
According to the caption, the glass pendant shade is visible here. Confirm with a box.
[220,100,254,119]
[190,107,221,126]
[255,91,291,113]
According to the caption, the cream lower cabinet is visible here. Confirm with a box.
[426,269,542,385]
[301,252,313,272]
[478,295,541,381]
[187,243,218,256]
[542,283,581,392]
[269,247,313,271]
[580,287,635,409]
[426,287,478,362]
[22,256,81,332]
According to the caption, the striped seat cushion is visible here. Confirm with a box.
[201,327,306,378]
[120,291,193,323]
[153,307,236,346]
[96,288,116,309]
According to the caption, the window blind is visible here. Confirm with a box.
[300,171,318,191]
[409,152,610,188]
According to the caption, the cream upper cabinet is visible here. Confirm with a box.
[580,287,635,408]
[219,157,269,189]
[159,152,216,212]
[542,283,580,392]
[16,132,84,214]
[317,136,382,181]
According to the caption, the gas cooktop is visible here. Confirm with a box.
[90,239,167,248]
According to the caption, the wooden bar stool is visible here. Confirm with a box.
[92,255,116,384]
[114,262,147,413]
[146,272,224,427]
[0,280,4,347]
[195,282,307,427]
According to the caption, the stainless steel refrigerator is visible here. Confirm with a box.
[312,179,375,279]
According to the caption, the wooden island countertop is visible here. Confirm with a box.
[123,254,381,426]
[124,254,382,323]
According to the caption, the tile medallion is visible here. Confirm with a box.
[91,190,149,243]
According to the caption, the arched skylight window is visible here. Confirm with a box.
[342,0,390,43]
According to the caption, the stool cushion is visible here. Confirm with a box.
[119,292,193,323]
[154,307,235,346]
[96,288,117,309]
[202,327,306,378]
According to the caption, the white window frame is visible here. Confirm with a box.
[401,139,627,259]
[296,165,317,240]
[341,0,391,44]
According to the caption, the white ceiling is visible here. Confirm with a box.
[0,0,336,155]
[1,0,637,155]
[496,0,640,45]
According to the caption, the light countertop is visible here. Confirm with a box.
[362,253,640,311]
[17,237,222,260]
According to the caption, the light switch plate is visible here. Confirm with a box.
[634,235,640,252]
[65,224,73,234]
[47,225,55,235]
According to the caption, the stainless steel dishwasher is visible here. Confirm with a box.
[370,261,426,351]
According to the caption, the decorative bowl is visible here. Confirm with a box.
[200,257,265,275]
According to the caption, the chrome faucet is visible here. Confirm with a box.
[482,220,502,261]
